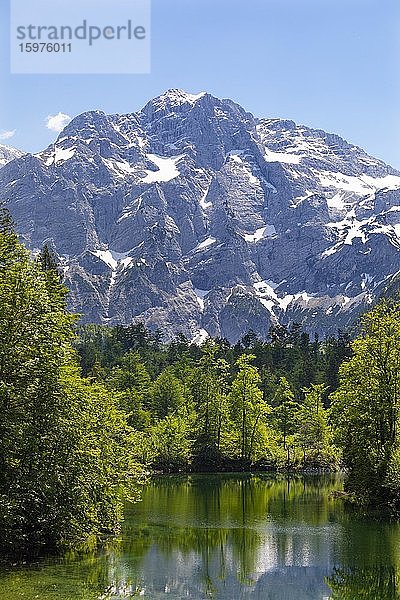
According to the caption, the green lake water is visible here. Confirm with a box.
[1,473,400,599]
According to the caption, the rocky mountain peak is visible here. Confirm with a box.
[1,90,400,342]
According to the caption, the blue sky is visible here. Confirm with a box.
[1,0,399,167]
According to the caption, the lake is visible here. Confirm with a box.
[0,473,399,599]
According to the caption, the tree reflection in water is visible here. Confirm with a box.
[327,566,400,600]
[1,474,400,599]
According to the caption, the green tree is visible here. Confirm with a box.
[272,377,299,450]
[330,299,400,504]
[0,209,143,553]
[150,369,185,419]
[296,384,331,465]
[191,343,230,465]
[229,354,269,462]
[108,350,152,429]
[323,331,352,395]
[148,415,193,471]
[76,324,124,375]
[38,243,61,276]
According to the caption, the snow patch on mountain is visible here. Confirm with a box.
[194,288,210,311]
[45,146,76,166]
[318,171,400,197]
[191,328,209,345]
[0,144,24,167]
[143,154,183,183]
[199,181,213,210]
[243,225,276,242]
[263,148,301,164]
[91,249,135,271]
[195,237,216,251]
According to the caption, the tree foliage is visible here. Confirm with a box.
[0,209,143,554]
[331,299,400,505]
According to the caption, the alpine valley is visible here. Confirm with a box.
[1,89,400,342]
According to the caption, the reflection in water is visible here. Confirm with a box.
[1,473,400,599]
[327,566,400,600]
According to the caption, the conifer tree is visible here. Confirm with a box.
[297,384,331,464]
[272,377,299,450]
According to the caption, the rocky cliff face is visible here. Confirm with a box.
[1,89,400,341]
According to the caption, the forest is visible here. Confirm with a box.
[1,206,400,555]
[75,319,348,473]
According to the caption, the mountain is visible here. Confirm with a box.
[0,144,24,167]
[1,89,400,342]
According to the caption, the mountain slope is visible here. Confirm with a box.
[1,89,400,341]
